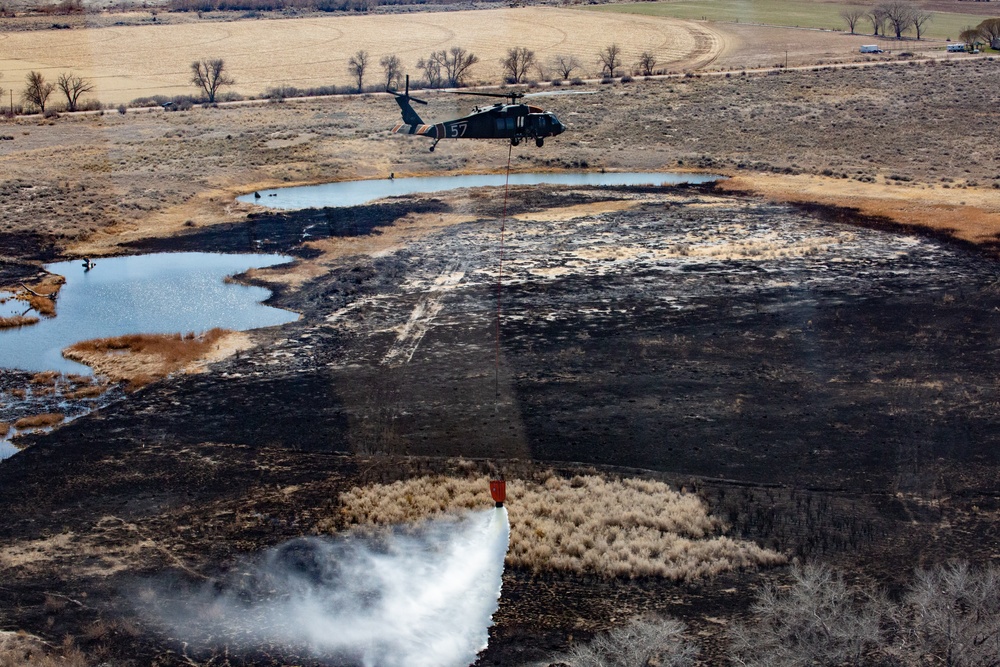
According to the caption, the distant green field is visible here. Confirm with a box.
[583,1,995,41]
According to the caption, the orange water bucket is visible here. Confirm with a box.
[489,479,506,507]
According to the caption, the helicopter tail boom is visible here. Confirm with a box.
[391,122,441,139]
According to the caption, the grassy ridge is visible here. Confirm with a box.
[584,0,992,41]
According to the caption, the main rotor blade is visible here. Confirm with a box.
[448,90,524,100]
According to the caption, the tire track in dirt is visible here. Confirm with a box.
[382,263,466,366]
[662,22,728,71]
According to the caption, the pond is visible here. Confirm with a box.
[0,252,298,375]
[236,171,722,211]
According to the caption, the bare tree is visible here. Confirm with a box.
[551,54,581,80]
[500,46,536,84]
[901,562,1000,666]
[347,50,368,93]
[416,55,443,88]
[867,6,888,35]
[959,26,982,49]
[190,59,234,103]
[879,0,915,39]
[428,47,479,87]
[728,564,889,667]
[840,7,866,34]
[557,615,698,667]
[22,71,55,113]
[597,43,622,77]
[56,72,94,112]
[911,9,931,39]
[379,53,403,91]
[636,51,657,76]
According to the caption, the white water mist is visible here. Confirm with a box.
[147,507,510,667]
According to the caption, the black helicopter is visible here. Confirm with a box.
[389,76,565,151]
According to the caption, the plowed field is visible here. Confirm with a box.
[0,8,727,104]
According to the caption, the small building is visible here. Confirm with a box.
[859,45,883,53]
[946,43,967,53]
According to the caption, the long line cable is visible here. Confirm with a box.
[495,142,513,402]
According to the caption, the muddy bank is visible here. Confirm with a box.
[2,186,1000,664]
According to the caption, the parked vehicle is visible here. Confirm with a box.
[860,45,883,53]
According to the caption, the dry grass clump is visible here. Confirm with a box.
[0,423,9,438]
[0,315,39,329]
[63,328,241,391]
[13,413,65,430]
[30,371,59,386]
[0,632,87,667]
[339,474,785,580]
[14,275,66,318]
[63,385,105,399]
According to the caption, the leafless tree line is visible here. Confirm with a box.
[6,70,96,114]
[550,561,1000,667]
[348,41,666,93]
[841,1,932,39]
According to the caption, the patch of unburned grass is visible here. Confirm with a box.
[63,385,106,399]
[0,631,88,667]
[13,413,65,430]
[0,423,9,438]
[0,315,39,329]
[339,474,786,580]
[63,328,247,391]
[30,371,59,386]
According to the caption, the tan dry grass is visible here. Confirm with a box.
[30,371,59,386]
[0,315,40,329]
[722,173,1000,254]
[0,524,157,578]
[339,474,785,580]
[0,9,719,105]
[0,632,87,667]
[62,328,250,390]
[0,423,9,438]
[13,413,65,430]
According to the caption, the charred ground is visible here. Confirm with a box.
[2,181,1000,664]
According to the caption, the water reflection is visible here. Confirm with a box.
[238,171,721,211]
[0,252,297,374]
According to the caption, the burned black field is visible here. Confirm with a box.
[2,184,1000,664]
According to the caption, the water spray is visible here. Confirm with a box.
[144,481,511,667]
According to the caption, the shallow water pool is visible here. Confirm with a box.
[237,171,721,211]
[0,252,297,374]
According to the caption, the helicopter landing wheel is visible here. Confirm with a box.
[535,138,544,147]
[510,137,520,147]
[429,145,435,152]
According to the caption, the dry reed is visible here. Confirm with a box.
[63,386,105,400]
[0,315,39,329]
[63,328,231,391]
[30,372,59,386]
[339,474,785,580]
[0,632,87,667]
[13,414,65,430]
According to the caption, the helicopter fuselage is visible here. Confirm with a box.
[392,102,565,149]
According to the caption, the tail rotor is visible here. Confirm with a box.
[388,75,427,126]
